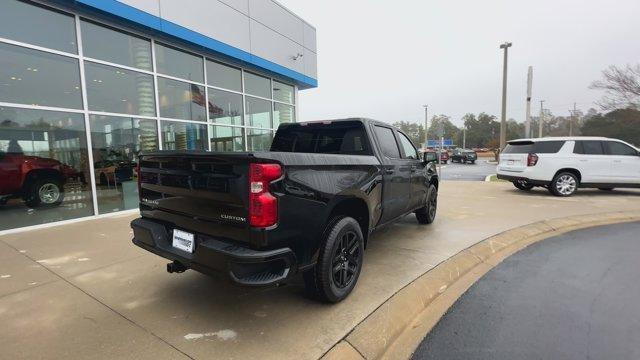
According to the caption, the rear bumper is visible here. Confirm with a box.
[496,174,548,186]
[131,218,296,286]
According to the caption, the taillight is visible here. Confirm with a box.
[527,153,539,166]
[249,163,282,228]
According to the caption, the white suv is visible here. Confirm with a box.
[497,137,640,196]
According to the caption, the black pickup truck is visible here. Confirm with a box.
[131,119,439,302]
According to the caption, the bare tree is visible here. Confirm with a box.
[590,64,640,110]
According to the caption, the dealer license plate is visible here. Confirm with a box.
[172,229,195,253]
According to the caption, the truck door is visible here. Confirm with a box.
[397,131,426,211]
[372,125,411,223]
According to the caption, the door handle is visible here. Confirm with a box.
[384,169,395,175]
[410,165,417,172]
[613,160,622,163]
[579,159,588,162]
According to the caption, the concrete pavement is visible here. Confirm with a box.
[1,182,639,359]
[413,221,640,360]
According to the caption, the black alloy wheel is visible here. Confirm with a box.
[416,184,438,224]
[303,216,364,303]
[331,230,361,289]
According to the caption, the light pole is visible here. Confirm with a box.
[538,100,545,137]
[423,105,428,150]
[499,42,512,150]
[462,126,466,149]
[525,66,533,138]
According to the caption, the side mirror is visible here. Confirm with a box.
[423,152,437,163]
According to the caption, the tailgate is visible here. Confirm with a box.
[138,152,258,243]
[499,153,528,172]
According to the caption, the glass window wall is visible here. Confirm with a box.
[0,0,297,231]
[90,115,157,213]
[0,43,82,109]
[155,43,204,83]
[246,97,272,128]
[208,89,243,126]
[206,60,242,92]
[158,77,206,121]
[210,125,244,152]
[0,0,77,53]
[273,81,295,104]
[273,103,295,127]
[0,107,94,230]
[244,72,271,98]
[161,120,207,151]
[247,129,273,151]
[81,20,152,71]
[85,61,156,116]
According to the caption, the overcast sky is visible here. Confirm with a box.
[278,0,640,127]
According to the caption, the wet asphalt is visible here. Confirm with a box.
[412,221,640,360]
[439,159,496,181]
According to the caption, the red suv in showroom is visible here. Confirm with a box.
[0,147,78,208]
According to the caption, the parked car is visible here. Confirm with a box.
[451,148,477,164]
[0,149,75,207]
[497,137,640,196]
[94,159,135,185]
[131,119,439,303]
[424,149,448,164]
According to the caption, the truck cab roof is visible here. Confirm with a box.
[280,117,392,128]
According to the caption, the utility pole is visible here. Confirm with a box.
[525,66,533,138]
[423,105,428,150]
[568,102,577,136]
[499,42,512,150]
[538,100,545,138]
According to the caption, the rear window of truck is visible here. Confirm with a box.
[503,141,565,154]
[271,121,373,155]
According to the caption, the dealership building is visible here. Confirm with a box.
[0,0,317,233]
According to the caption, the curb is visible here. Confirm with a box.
[321,210,640,360]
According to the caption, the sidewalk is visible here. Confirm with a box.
[1,183,639,359]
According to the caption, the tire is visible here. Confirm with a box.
[513,181,534,191]
[24,177,64,208]
[415,184,438,224]
[550,172,578,197]
[599,188,614,191]
[471,160,476,164]
[303,216,364,303]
